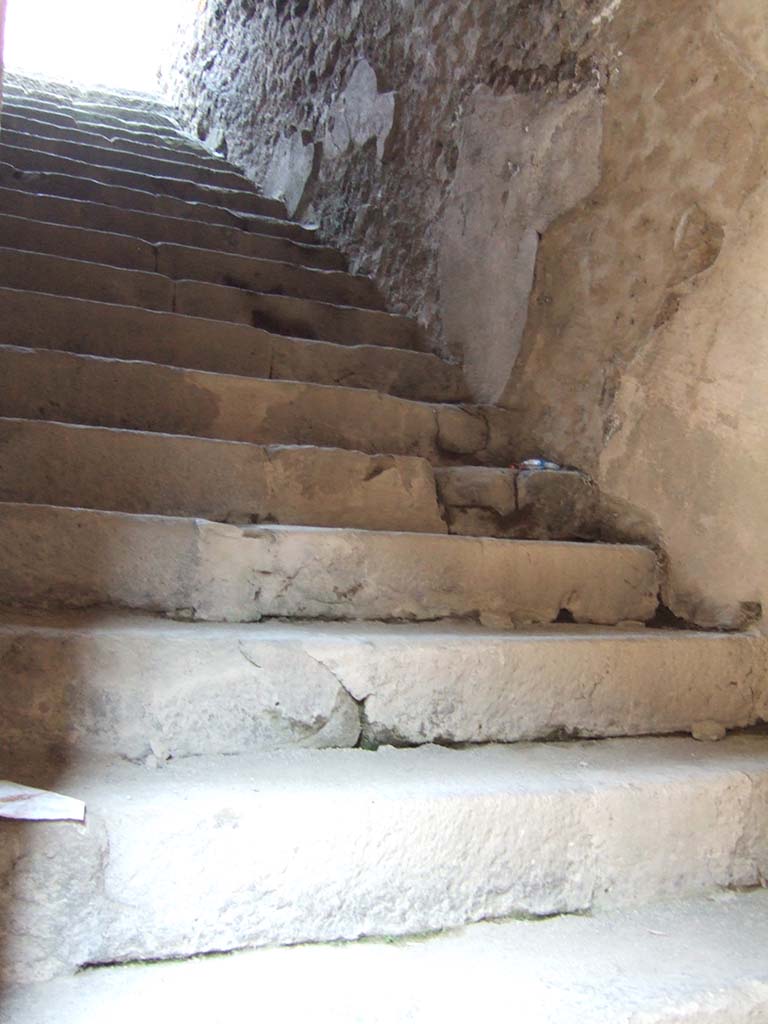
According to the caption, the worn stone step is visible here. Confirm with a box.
[174,278,425,349]
[5,75,177,117]
[0,214,376,307]
[2,610,764,764]
[2,92,180,132]
[1,108,210,159]
[6,890,768,1022]
[0,248,423,349]
[437,465,603,540]
[0,143,286,219]
[0,349,498,463]
[0,111,225,165]
[2,737,767,983]
[0,128,257,192]
[0,289,467,402]
[0,185,335,256]
[1,99,187,147]
[0,419,445,533]
[0,504,659,625]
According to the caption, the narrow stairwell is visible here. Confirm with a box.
[1,74,767,1022]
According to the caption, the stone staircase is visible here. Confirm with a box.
[1,75,767,1021]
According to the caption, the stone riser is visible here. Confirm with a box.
[2,95,181,134]
[0,504,659,625]
[0,289,468,403]
[0,164,267,231]
[0,214,381,309]
[0,127,261,192]
[6,890,768,1023]
[0,143,285,220]
[2,737,767,983]
[0,111,229,166]
[0,349,494,464]
[0,186,338,262]
[0,248,422,349]
[1,612,764,763]
[0,423,446,534]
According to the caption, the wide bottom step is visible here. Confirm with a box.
[5,890,768,1023]
[2,737,768,982]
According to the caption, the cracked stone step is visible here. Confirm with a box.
[1,610,764,763]
[1,737,767,983]
[0,143,287,219]
[0,289,468,402]
[437,465,603,539]
[0,163,268,229]
[0,504,659,625]
[0,247,425,349]
[0,213,379,307]
[0,349,502,463]
[5,889,768,1022]
[0,128,263,192]
[0,420,446,533]
[0,185,337,256]
[1,108,214,159]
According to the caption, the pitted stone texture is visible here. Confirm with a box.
[437,466,601,540]
[0,348,489,464]
[0,289,468,402]
[7,891,768,1023]
[165,0,612,345]
[0,421,445,533]
[2,737,768,982]
[4,613,763,762]
[0,506,658,625]
[0,612,363,764]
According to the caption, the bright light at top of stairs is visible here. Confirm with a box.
[4,0,199,94]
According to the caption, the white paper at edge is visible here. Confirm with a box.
[0,781,86,822]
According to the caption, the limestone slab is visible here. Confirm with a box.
[0,187,337,263]
[0,163,250,229]
[0,247,173,311]
[0,289,467,401]
[0,143,284,218]
[1,612,764,762]
[0,347,479,462]
[5,890,768,1023]
[156,243,382,309]
[0,129,250,191]
[1,737,767,982]
[0,421,445,533]
[174,278,426,349]
[0,504,658,624]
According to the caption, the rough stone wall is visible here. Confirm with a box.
[165,0,768,632]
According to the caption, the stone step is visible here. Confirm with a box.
[1,610,763,763]
[0,185,334,256]
[0,248,423,349]
[1,107,211,159]
[1,737,767,983]
[5,889,768,1022]
[0,128,257,192]
[1,99,188,147]
[2,92,180,132]
[0,214,377,307]
[0,504,659,625]
[0,162,270,230]
[5,75,178,117]
[0,143,286,220]
[0,289,467,402]
[1,111,225,165]
[436,465,603,540]
[0,350,498,464]
[0,420,445,534]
